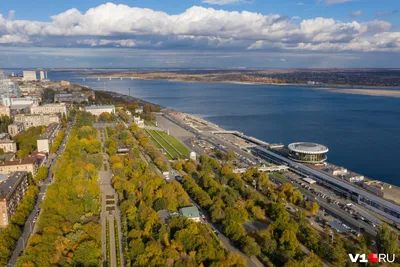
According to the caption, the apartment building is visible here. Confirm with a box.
[0,156,39,175]
[0,139,17,153]
[31,103,69,116]
[14,113,60,128]
[8,122,24,137]
[0,172,29,227]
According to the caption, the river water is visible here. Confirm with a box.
[49,71,400,186]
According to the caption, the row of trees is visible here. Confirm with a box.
[107,122,247,266]
[17,111,103,266]
[49,130,65,154]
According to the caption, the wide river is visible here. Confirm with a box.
[49,72,400,186]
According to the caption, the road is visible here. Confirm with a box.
[97,128,124,267]
[8,119,75,266]
[270,173,377,237]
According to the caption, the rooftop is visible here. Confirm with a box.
[179,206,200,219]
[38,122,60,140]
[85,105,115,110]
[0,172,28,199]
[288,142,329,154]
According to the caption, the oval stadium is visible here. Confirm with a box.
[288,142,329,163]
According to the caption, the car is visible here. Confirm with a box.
[213,230,220,236]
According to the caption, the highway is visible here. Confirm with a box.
[7,119,75,266]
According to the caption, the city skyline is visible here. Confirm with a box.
[0,0,399,68]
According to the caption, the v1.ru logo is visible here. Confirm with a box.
[349,253,395,263]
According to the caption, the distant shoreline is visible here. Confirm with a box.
[86,75,400,90]
[312,88,400,98]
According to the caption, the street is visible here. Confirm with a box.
[7,119,75,266]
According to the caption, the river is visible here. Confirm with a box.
[48,71,400,186]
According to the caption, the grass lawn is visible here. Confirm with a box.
[146,129,189,159]
[147,133,174,160]
[156,131,191,158]
[146,129,178,159]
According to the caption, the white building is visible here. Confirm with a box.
[39,71,45,80]
[0,140,17,153]
[135,107,143,114]
[31,103,69,116]
[1,97,40,107]
[84,105,115,116]
[133,116,144,128]
[37,123,60,153]
[190,151,197,161]
[14,114,60,128]
[23,71,37,81]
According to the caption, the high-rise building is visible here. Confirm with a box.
[23,70,37,81]
[39,71,45,80]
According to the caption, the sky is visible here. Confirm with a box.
[0,0,399,68]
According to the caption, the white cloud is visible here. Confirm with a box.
[0,34,30,44]
[324,0,352,4]
[7,10,15,20]
[78,39,136,47]
[202,0,249,5]
[0,3,398,53]
[297,2,305,5]
[349,11,363,17]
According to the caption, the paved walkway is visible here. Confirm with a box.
[97,128,124,267]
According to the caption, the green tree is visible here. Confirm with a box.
[376,223,398,255]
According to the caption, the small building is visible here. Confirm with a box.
[179,206,201,222]
[133,116,144,128]
[37,123,61,153]
[135,107,143,114]
[303,177,317,185]
[116,146,130,155]
[190,151,197,161]
[0,172,29,227]
[84,105,115,116]
[0,139,17,153]
[8,122,24,137]
[325,166,348,176]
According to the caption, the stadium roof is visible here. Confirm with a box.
[288,142,329,154]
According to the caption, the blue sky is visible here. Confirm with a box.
[0,0,399,68]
